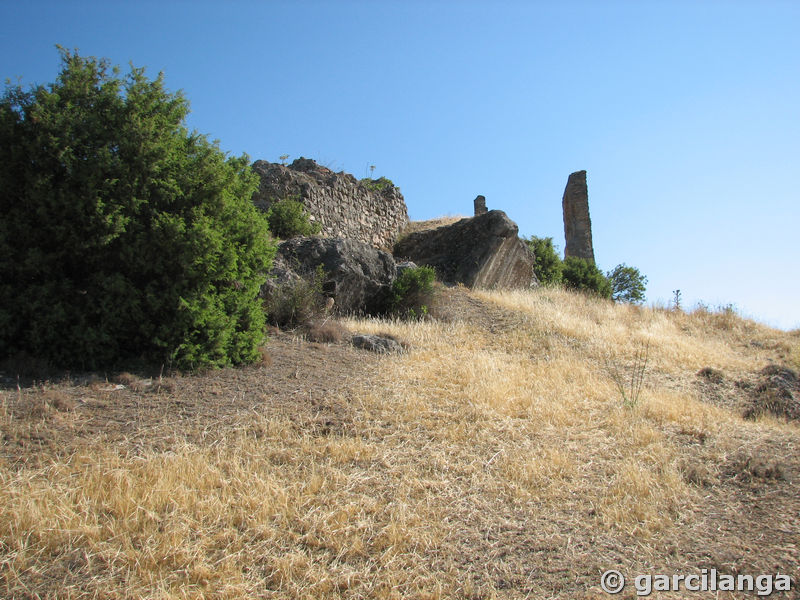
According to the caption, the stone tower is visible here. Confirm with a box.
[473,195,487,216]
[562,170,595,265]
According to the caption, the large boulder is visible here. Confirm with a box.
[393,210,537,289]
[265,237,397,315]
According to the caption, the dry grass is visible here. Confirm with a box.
[398,215,468,238]
[304,319,351,344]
[1,426,442,598]
[1,287,798,598]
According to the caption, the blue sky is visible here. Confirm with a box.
[3,1,798,329]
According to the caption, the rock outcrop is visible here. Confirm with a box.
[251,158,409,249]
[265,237,397,315]
[393,210,537,289]
[562,170,595,265]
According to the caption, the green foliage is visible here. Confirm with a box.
[607,263,648,304]
[524,236,563,286]
[360,176,395,193]
[561,257,612,299]
[0,48,275,371]
[265,265,328,329]
[390,266,436,319]
[265,197,321,239]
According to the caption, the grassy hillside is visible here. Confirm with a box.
[1,286,798,598]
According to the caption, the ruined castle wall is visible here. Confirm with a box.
[562,170,596,265]
[251,158,409,249]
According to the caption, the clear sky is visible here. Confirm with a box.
[3,1,798,330]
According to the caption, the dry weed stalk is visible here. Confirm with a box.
[606,339,650,408]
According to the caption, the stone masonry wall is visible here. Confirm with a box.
[562,170,596,265]
[251,158,409,250]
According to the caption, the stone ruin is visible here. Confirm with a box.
[473,195,487,216]
[252,160,607,313]
[562,170,595,265]
[251,158,409,250]
[253,160,539,315]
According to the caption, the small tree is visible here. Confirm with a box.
[524,236,563,286]
[672,289,683,311]
[0,48,275,370]
[389,265,436,319]
[607,263,648,304]
[266,197,321,239]
[562,256,612,299]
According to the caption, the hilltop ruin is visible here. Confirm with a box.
[251,158,409,250]
[251,159,538,298]
[562,170,596,265]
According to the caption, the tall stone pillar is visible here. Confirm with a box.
[562,170,595,265]
[474,195,487,216]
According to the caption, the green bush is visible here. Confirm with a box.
[562,256,612,299]
[524,236,563,286]
[0,48,275,371]
[607,263,648,304]
[360,176,396,193]
[266,197,321,239]
[389,265,436,319]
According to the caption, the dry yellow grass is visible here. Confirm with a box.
[398,215,468,238]
[1,285,798,598]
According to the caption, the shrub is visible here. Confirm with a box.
[561,257,612,299]
[524,236,563,286]
[265,265,328,329]
[607,263,648,304]
[266,197,321,239]
[0,48,275,370]
[360,176,396,193]
[389,265,436,319]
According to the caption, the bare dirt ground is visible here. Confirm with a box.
[1,331,376,467]
[1,286,798,598]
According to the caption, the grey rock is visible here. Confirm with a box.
[259,252,302,299]
[269,237,397,315]
[393,210,537,289]
[352,334,404,354]
[562,170,596,265]
[395,261,418,276]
